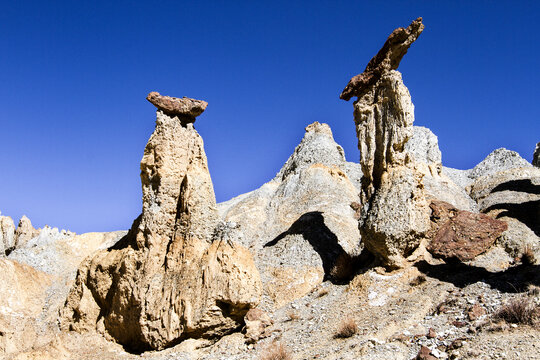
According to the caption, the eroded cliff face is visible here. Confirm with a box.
[61,97,262,351]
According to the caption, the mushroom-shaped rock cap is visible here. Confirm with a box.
[340,17,424,101]
[146,91,208,122]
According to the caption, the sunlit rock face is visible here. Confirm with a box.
[61,95,262,352]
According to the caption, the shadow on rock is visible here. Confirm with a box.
[485,200,540,237]
[264,211,370,284]
[491,179,540,195]
[415,260,540,293]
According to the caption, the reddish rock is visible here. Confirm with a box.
[340,17,424,101]
[427,328,436,339]
[427,200,507,262]
[146,91,208,122]
[467,304,486,321]
[416,345,437,360]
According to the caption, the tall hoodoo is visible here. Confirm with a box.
[62,93,262,351]
[341,18,430,267]
[340,17,424,101]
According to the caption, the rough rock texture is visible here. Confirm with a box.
[351,70,430,267]
[219,122,362,308]
[14,215,39,249]
[62,102,261,351]
[427,200,508,262]
[146,92,208,122]
[243,308,273,344]
[469,148,532,180]
[0,215,16,255]
[469,167,540,258]
[408,127,477,211]
[443,148,532,191]
[405,126,441,165]
[534,142,540,167]
[0,258,52,354]
[340,17,424,101]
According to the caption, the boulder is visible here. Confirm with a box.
[61,96,262,351]
[0,215,16,255]
[219,122,362,308]
[14,215,39,249]
[533,142,540,167]
[243,308,273,344]
[427,200,508,262]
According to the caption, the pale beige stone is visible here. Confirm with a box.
[62,107,262,351]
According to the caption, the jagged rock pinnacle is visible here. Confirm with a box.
[146,91,208,123]
[340,17,424,101]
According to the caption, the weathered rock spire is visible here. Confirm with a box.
[62,93,261,351]
[340,17,424,101]
[343,19,430,267]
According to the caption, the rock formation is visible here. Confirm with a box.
[469,167,540,258]
[14,215,39,249]
[219,122,362,307]
[61,94,262,351]
[340,17,424,101]
[534,142,540,167]
[341,19,430,267]
[146,91,208,123]
[0,215,16,255]
[408,127,478,211]
[427,200,507,262]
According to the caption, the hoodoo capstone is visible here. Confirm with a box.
[340,17,424,101]
[146,91,208,123]
[62,94,262,351]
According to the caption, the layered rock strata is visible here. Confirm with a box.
[342,21,430,267]
[62,94,262,351]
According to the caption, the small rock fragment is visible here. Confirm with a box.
[244,308,273,344]
[416,345,437,360]
[467,304,486,321]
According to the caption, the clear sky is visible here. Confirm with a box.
[1,1,538,233]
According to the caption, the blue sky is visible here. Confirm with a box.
[1,1,538,233]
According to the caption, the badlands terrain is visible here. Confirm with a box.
[1,18,539,360]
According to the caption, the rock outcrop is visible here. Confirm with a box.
[61,95,262,351]
[0,215,16,255]
[219,122,362,308]
[469,167,540,259]
[427,200,508,262]
[408,127,478,211]
[533,142,540,167]
[340,17,424,101]
[14,215,39,249]
[341,19,430,267]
